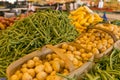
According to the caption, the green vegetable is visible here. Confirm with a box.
[0,10,79,77]
[82,49,120,80]
[111,20,120,26]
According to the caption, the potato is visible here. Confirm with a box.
[27,60,35,68]
[35,64,44,73]
[44,62,53,73]
[33,57,40,62]
[22,73,32,80]
[10,74,18,80]
[51,60,60,72]
[73,51,81,55]
[21,67,28,73]
[36,71,47,80]
[61,43,68,49]
[46,54,52,61]
[27,69,35,77]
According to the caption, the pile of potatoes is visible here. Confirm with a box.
[95,23,120,40]
[10,43,93,80]
[75,29,114,55]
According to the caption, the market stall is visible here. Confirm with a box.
[0,0,120,80]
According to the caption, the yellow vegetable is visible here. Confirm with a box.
[92,48,99,54]
[51,60,60,72]
[33,57,40,62]
[62,69,69,75]
[22,73,32,80]
[79,18,87,25]
[46,54,52,61]
[15,70,22,79]
[68,45,76,51]
[27,60,35,68]
[35,64,44,73]
[87,14,94,23]
[44,62,53,73]
[35,60,42,66]
[50,71,56,76]
[10,74,18,80]
[66,53,74,61]
[27,69,35,77]
[73,51,81,55]
[21,67,28,73]
[73,58,79,66]
[36,71,47,80]
[22,63,27,68]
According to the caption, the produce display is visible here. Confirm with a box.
[69,6,103,32]
[0,12,33,30]
[0,5,120,80]
[75,29,114,55]
[82,49,120,80]
[0,10,79,77]
[10,43,93,80]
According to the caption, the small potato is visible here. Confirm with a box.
[27,60,35,68]
[46,54,52,61]
[97,43,103,50]
[33,57,40,62]
[79,48,85,53]
[107,43,111,48]
[108,38,114,44]
[50,71,56,76]
[73,51,81,55]
[86,52,93,58]
[21,67,28,73]
[22,63,27,68]
[51,60,60,72]
[62,69,69,75]
[35,64,44,73]
[27,69,35,77]
[61,43,68,49]
[66,53,74,61]
[100,46,107,52]
[52,53,59,59]
[68,45,76,51]
[36,71,47,80]
[92,48,99,54]
[22,73,32,80]
[78,61,83,67]
[86,44,92,51]
[10,74,18,80]
[15,70,22,79]
[15,70,21,75]
[44,62,53,73]
[35,60,42,66]
[73,58,79,66]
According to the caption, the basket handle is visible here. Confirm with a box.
[46,45,75,72]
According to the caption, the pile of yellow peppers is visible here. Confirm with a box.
[69,6,103,33]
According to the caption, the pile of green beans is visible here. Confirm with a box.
[0,10,79,77]
[82,49,120,80]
